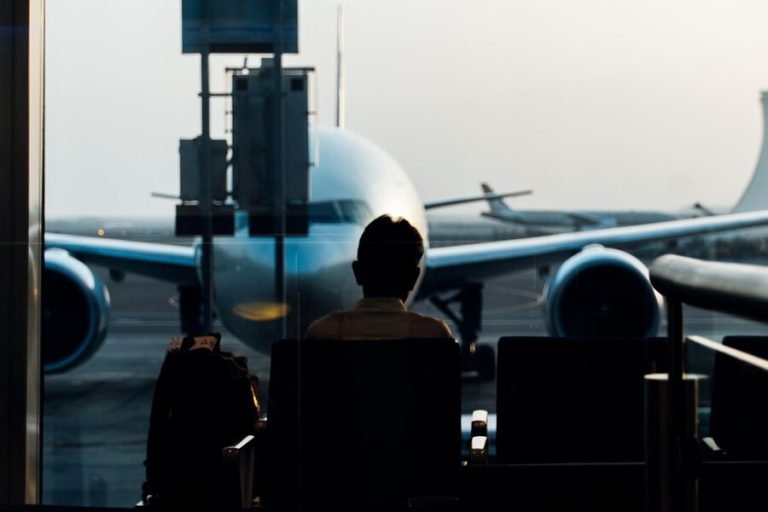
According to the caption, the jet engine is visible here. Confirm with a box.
[43,249,110,373]
[543,245,663,338]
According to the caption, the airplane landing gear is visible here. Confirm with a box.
[430,283,495,382]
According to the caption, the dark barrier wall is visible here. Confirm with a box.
[0,0,44,504]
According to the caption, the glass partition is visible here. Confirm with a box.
[43,0,768,506]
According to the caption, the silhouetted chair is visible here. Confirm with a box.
[137,433,260,509]
[463,336,667,512]
[700,335,768,512]
[262,338,462,510]
[495,336,667,464]
[706,335,768,459]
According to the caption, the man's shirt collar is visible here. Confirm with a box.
[355,297,407,311]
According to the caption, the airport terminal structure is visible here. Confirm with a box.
[735,90,768,213]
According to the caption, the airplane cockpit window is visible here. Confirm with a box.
[308,200,373,225]
[42,0,768,508]
[337,200,374,225]
[307,201,340,223]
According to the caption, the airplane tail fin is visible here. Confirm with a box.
[481,182,514,215]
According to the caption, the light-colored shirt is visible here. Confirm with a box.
[304,297,453,339]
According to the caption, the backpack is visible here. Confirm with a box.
[142,333,261,507]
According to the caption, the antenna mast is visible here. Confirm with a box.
[335,4,345,129]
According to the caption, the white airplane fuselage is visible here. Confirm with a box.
[208,127,429,350]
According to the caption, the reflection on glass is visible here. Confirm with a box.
[43,0,768,507]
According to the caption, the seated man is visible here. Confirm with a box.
[305,214,453,339]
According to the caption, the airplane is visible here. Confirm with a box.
[480,182,681,231]
[43,126,768,380]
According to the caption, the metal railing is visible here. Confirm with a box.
[648,254,768,512]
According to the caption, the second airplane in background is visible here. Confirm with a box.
[480,182,684,232]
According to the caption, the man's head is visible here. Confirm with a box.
[352,215,424,300]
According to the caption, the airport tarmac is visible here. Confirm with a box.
[42,266,768,507]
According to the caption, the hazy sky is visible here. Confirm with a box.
[45,0,768,218]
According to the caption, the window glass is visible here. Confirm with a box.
[43,0,768,507]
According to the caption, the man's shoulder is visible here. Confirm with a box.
[406,311,454,338]
[305,310,347,338]
[305,306,453,339]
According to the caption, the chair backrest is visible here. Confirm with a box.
[710,336,768,459]
[264,337,462,508]
[495,336,667,464]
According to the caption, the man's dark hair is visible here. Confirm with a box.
[354,215,424,298]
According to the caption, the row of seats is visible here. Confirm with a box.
[252,336,665,510]
[161,335,768,510]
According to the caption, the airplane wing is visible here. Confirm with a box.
[46,210,768,298]
[45,233,199,286]
[424,189,533,210]
[420,209,768,296]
